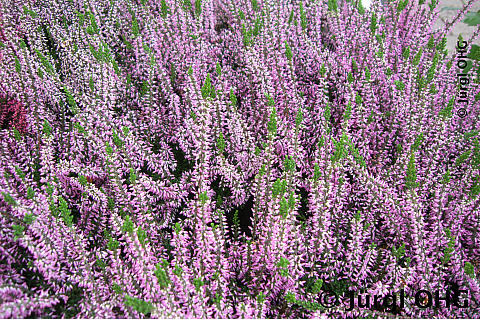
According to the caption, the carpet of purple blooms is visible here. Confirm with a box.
[1,0,480,318]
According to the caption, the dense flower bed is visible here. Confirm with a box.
[1,0,480,317]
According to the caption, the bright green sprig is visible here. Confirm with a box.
[284,155,295,172]
[24,213,35,225]
[137,227,147,245]
[411,133,424,152]
[217,131,225,154]
[122,215,134,235]
[129,168,137,184]
[412,48,422,66]
[464,261,475,278]
[35,49,55,75]
[193,277,204,292]
[154,262,170,288]
[272,178,287,197]
[343,101,352,121]
[365,65,371,81]
[455,150,471,167]
[58,196,73,226]
[160,0,170,18]
[285,41,292,61]
[443,228,455,263]
[277,257,290,277]
[439,97,454,118]
[402,46,410,59]
[201,73,216,99]
[195,0,202,17]
[124,295,154,315]
[14,56,22,73]
[347,72,354,84]
[267,107,277,135]
[299,2,307,30]
[328,0,337,11]
[2,192,18,207]
[42,120,52,137]
[12,225,24,240]
[313,163,321,181]
[370,13,377,33]
[405,154,418,189]
[27,187,35,200]
[279,198,289,218]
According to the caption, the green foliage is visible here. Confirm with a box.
[319,63,326,76]
[392,243,406,259]
[405,154,418,189]
[267,107,277,135]
[272,178,287,197]
[463,11,480,26]
[402,46,410,59]
[35,49,55,75]
[285,41,292,61]
[112,131,124,148]
[15,56,21,73]
[411,133,424,152]
[299,2,307,30]
[199,191,209,205]
[193,277,204,292]
[394,80,405,91]
[58,196,73,226]
[122,215,134,235]
[137,227,147,245]
[201,73,216,99]
[2,192,18,207]
[439,97,454,118]
[313,163,321,181]
[124,295,154,315]
[154,262,170,288]
[217,131,225,154]
[107,236,119,251]
[27,187,35,200]
[284,155,296,172]
[429,0,437,11]
[251,0,258,11]
[331,133,349,163]
[230,88,237,107]
[464,261,475,278]
[365,65,371,81]
[357,0,365,14]
[195,0,202,17]
[456,150,471,167]
[469,175,480,199]
[370,13,377,33]
[412,48,422,66]
[64,87,78,114]
[347,72,354,84]
[468,44,480,61]
[132,16,140,37]
[216,62,221,77]
[277,257,290,277]
[129,168,137,184]
[397,0,408,12]
[295,107,303,127]
[112,283,123,294]
[355,93,362,105]
[160,0,170,18]
[327,0,337,12]
[23,5,38,18]
[12,224,25,240]
[443,228,455,263]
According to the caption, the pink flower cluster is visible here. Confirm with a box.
[0,0,479,318]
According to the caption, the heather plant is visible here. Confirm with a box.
[0,0,479,318]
